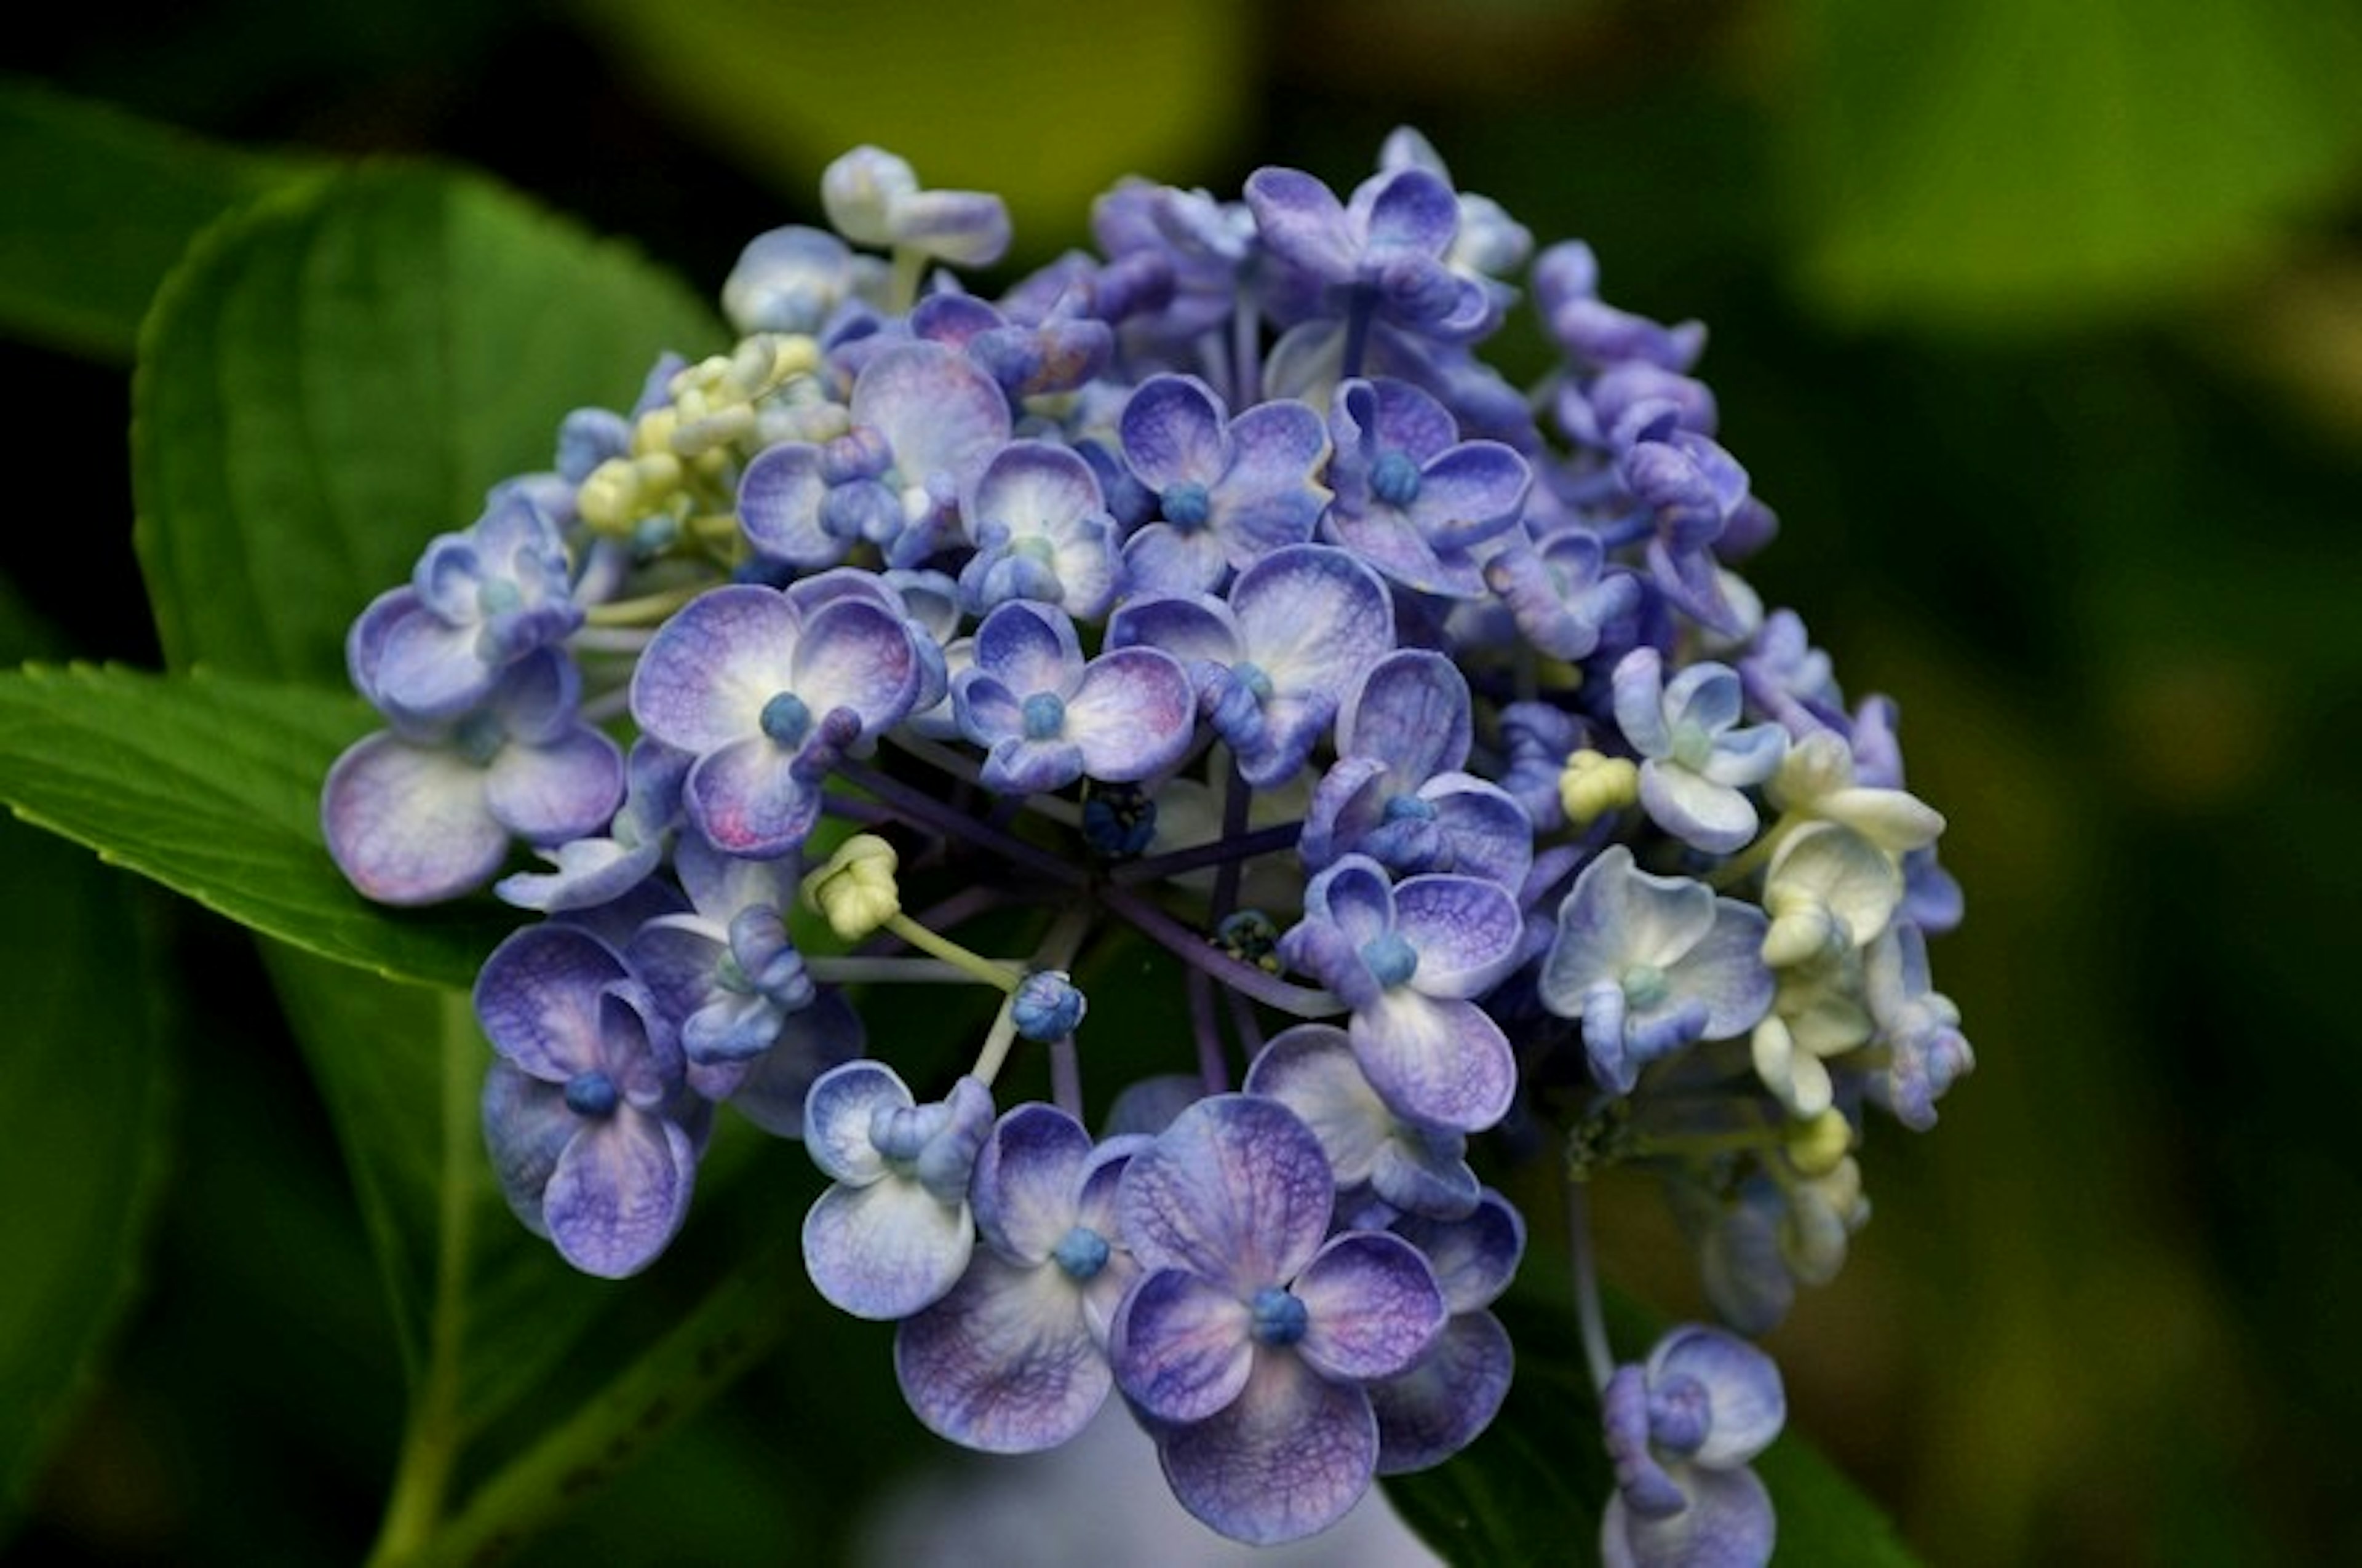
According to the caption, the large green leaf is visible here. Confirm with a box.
[1783,0,2362,328]
[1385,1283,1925,1566]
[0,607,175,1535]
[0,76,313,361]
[133,161,723,686]
[0,663,512,991]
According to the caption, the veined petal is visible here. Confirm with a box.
[789,597,921,734]
[1229,544,1393,696]
[1155,1348,1377,1545]
[480,1060,573,1237]
[474,923,629,1081]
[1351,991,1516,1134]
[803,1059,910,1184]
[737,443,838,565]
[1370,1310,1514,1474]
[630,586,799,754]
[1063,648,1196,782]
[1243,1024,1391,1188]
[483,726,624,845]
[1390,874,1523,998]
[1119,373,1228,489]
[1105,591,1241,682]
[1666,901,1776,1038]
[972,1103,1093,1263]
[1118,1095,1334,1290]
[1294,1231,1445,1381]
[324,732,506,905]
[852,340,1010,495]
[1337,649,1471,778]
[1108,1266,1253,1424]
[1393,1190,1525,1313]
[894,1251,1108,1452]
[684,736,822,859]
[969,599,1084,697]
[542,1108,694,1279]
[803,1176,974,1320]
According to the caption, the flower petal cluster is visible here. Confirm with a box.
[317,130,1978,1553]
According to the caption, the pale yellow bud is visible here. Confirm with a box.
[1559,749,1639,827]
[801,835,901,941]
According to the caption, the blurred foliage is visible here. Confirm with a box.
[3,0,2359,1563]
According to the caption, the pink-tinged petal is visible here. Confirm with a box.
[1351,992,1515,1134]
[853,341,1010,493]
[803,1176,974,1320]
[894,1252,1109,1452]
[972,1104,1093,1263]
[1294,1232,1445,1382]
[1391,874,1523,998]
[1155,1348,1377,1545]
[1119,374,1228,490]
[323,733,504,905]
[737,443,837,565]
[473,924,628,1081]
[1602,1463,1776,1568]
[1108,1267,1252,1424]
[542,1108,694,1279]
[969,599,1084,697]
[1243,1024,1388,1188]
[483,727,624,845]
[1373,1310,1515,1475]
[1337,648,1471,778]
[630,586,799,754]
[684,736,821,859]
[1065,648,1196,782]
[1118,1095,1334,1290]
[789,598,921,734]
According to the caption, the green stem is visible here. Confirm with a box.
[365,992,482,1566]
[386,1234,800,1567]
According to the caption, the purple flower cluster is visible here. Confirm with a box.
[322,135,1973,1554]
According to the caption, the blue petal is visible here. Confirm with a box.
[1154,1348,1377,1545]
[541,1108,695,1279]
[323,731,506,905]
[1108,1266,1253,1425]
[803,1174,974,1320]
[1370,1310,1514,1474]
[1116,1094,1334,1292]
[894,1250,1109,1452]
[1294,1231,1445,1382]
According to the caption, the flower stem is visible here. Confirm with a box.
[1099,883,1343,1019]
[1566,1174,1616,1395]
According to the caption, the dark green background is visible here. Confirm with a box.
[5,1,2358,1562]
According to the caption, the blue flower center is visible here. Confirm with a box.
[1052,1225,1111,1281]
[563,1070,619,1118]
[1022,691,1068,741]
[453,711,506,768]
[1161,480,1212,530]
[1249,1286,1309,1347]
[1669,718,1715,771]
[1621,962,1670,1010]
[1382,792,1437,824]
[1647,1374,1712,1455]
[761,691,813,747]
[1233,660,1274,702]
[1361,931,1420,989]
[1371,449,1423,508]
[477,578,522,618]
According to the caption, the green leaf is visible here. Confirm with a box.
[1783,0,2362,328]
[0,755,175,1535]
[0,663,512,990]
[0,75,315,361]
[133,160,724,685]
[1385,1283,1925,1567]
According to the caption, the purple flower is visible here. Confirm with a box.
[324,648,624,906]
[475,923,703,1279]
[1322,376,1530,599]
[955,439,1122,618]
[803,1061,995,1320]
[495,738,688,913]
[1302,649,1533,891]
[722,225,886,336]
[1115,373,1330,594]
[1278,855,1524,1134]
[821,146,1011,268]
[1244,164,1490,345]
[1107,543,1393,788]
[1538,846,1775,1094]
[894,1105,1145,1452]
[1864,923,1973,1129]
[951,600,1196,795]
[1243,1022,1481,1221]
[351,488,582,723]
[622,830,813,1091]
[628,578,925,858]
[1108,1094,1446,1544]
[1601,1324,1786,1568]
[1613,648,1787,856]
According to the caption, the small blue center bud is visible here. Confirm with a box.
[1371,449,1423,508]
[1014,533,1059,567]
[1382,792,1438,824]
[1161,480,1212,530]
[452,711,506,768]
[761,691,813,748]
[1022,691,1068,741]
[1052,1225,1111,1281]
[477,578,523,617]
[1361,931,1420,989]
[1012,971,1087,1042]
[1232,661,1275,702]
[563,1070,619,1118]
[1669,718,1715,771]
[1249,1285,1310,1347]
[1621,962,1670,1009]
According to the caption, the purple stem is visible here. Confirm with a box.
[835,758,1084,889]
[1097,884,1342,1019]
